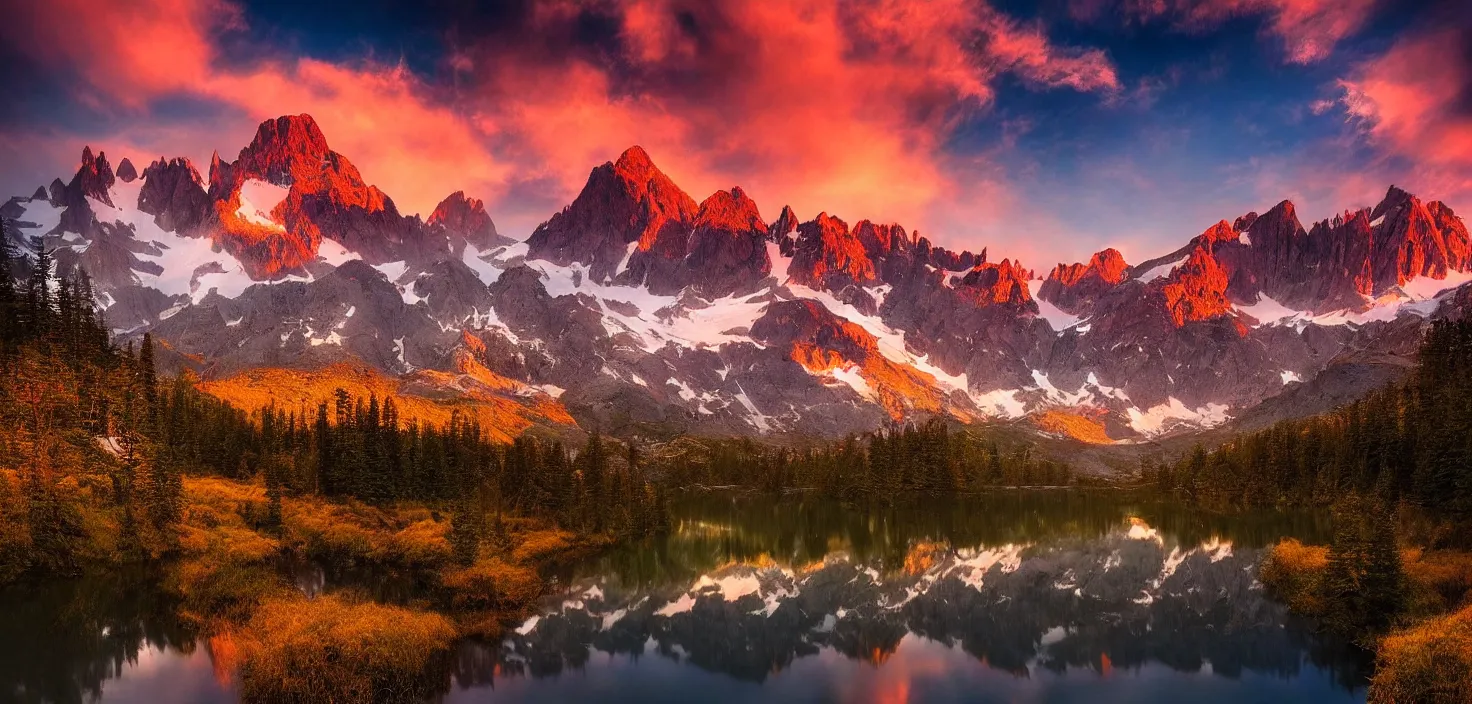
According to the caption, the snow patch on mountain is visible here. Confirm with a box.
[1235,294,1303,326]
[237,179,288,230]
[1139,256,1187,282]
[12,198,63,239]
[89,180,255,301]
[1029,280,1083,331]
[1127,398,1230,436]
[827,365,877,401]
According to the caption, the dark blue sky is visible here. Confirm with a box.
[2,0,1468,264]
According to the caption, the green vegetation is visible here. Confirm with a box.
[1148,319,1472,514]
[657,420,1074,497]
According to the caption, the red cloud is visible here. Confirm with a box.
[460,0,1116,243]
[1338,28,1472,173]
[3,0,1117,258]
[6,0,241,109]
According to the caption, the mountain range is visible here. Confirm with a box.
[6,113,1470,454]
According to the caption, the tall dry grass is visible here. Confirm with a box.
[1258,538,1329,615]
[1370,604,1472,703]
[236,594,457,703]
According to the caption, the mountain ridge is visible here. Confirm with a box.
[6,113,1472,455]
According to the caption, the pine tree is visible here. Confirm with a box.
[139,333,158,423]
[1322,495,1405,638]
[449,491,482,566]
[24,234,53,340]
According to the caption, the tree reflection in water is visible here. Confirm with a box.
[467,491,1370,700]
[0,492,1370,703]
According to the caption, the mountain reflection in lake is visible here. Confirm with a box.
[457,491,1370,703]
[0,491,1371,703]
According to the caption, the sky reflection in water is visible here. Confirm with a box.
[0,491,1368,703]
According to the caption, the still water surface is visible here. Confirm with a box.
[0,491,1370,703]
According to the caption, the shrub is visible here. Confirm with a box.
[283,497,451,568]
[440,558,542,612]
[1258,538,1329,615]
[237,595,456,703]
[1369,604,1472,704]
[509,528,579,564]
[1404,549,1472,617]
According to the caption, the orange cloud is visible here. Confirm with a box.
[3,0,1116,256]
[1338,28,1472,171]
[459,0,1115,247]
[5,0,240,109]
[1322,25,1472,206]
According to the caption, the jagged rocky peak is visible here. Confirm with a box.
[116,157,138,183]
[669,186,772,298]
[525,144,697,280]
[138,157,211,234]
[429,191,504,252]
[232,113,332,188]
[1233,211,1259,232]
[769,205,799,240]
[1048,248,1128,286]
[70,146,116,206]
[927,243,982,271]
[695,186,764,231]
[1246,199,1305,248]
[1366,185,1470,288]
[1195,220,1240,248]
[48,178,66,205]
[30,186,47,201]
[852,220,910,262]
[790,212,877,289]
[1162,245,1232,327]
[958,258,1032,305]
[1370,185,1415,222]
[1039,247,1128,314]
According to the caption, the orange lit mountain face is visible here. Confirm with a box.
[10,112,1472,447]
[197,362,574,444]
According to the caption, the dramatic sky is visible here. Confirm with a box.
[2,0,1470,266]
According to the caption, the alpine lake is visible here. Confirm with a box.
[0,489,1372,703]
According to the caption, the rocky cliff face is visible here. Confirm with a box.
[525,146,699,283]
[1039,248,1127,314]
[428,191,508,255]
[7,114,1472,447]
[138,157,212,235]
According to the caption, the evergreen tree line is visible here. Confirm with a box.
[662,420,1074,499]
[1145,319,1472,514]
[240,396,671,560]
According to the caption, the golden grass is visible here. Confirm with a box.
[281,495,451,568]
[197,362,575,444]
[440,558,542,612]
[509,528,578,564]
[236,595,456,704]
[1404,549,1472,617]
[1369,604,1472,704]
[172,477,288,623]
[1261,538,1472,702]
[1258,538,1329,615]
